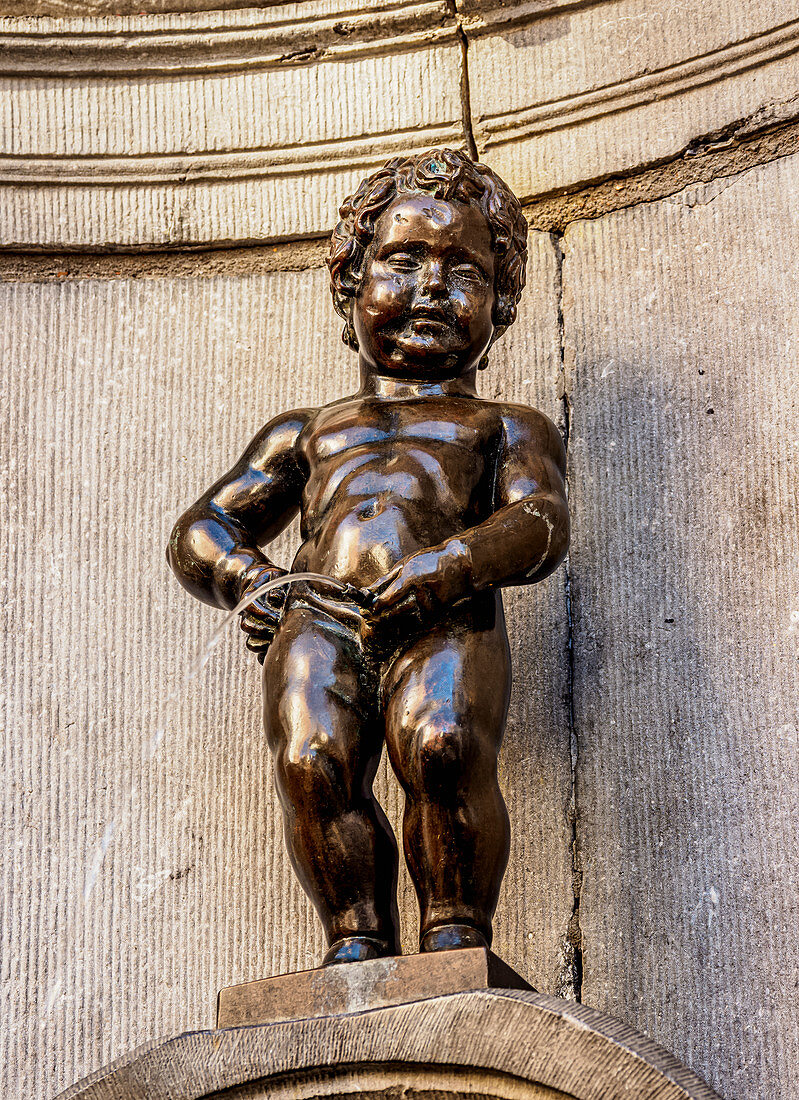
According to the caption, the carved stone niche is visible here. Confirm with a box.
[60,989,720,1100]
[2,0,797,248]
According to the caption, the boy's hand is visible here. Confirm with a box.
[238,566,289,661]
[365,541,473,624]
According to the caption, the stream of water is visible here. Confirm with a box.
[80,572,356,901]
[34,571,366,1028]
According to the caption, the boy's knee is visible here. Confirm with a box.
[411,717,489,796]
[278,734,348,808]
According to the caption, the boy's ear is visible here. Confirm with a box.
[493,294,516,330]
[343,300,359,351]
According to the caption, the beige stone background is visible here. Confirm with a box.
[0,2,797,1098]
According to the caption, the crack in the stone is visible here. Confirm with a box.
[552,229,583,1003]
[446,0,478,159]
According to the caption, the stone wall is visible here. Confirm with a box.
[1,3,797,1098]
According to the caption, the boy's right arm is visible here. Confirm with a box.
[166,409,313,611]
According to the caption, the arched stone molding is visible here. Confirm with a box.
[59,990,721,1100]
[460,0,799,201]
[0,0,466,247]
[0,0,797,247]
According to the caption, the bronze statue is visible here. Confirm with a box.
[168,149,569,966]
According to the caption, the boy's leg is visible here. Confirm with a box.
[382,594,511,948]
[262,605,399,958]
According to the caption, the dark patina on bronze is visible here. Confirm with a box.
[168,149,569,966]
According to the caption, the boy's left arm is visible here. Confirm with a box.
[368,406,569,618]
[465,406,569,590]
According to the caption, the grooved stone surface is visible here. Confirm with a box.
[4,3,799,247]
[563,155,799,1100]
[0,2,462,246]
[463,0,799,202]
[0,236,572,1099]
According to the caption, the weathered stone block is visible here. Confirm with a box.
[60,989,721,1100]
[461,0,799,202]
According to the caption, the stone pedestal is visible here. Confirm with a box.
[217,947,532,1027]
[59,955,721,1100]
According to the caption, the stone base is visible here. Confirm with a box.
[59,986,722,1100]
[216,947,532,1028]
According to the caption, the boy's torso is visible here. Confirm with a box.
[290,394,503,585]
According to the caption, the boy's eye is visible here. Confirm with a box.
[452,263,485,283]
[385,252,420,271]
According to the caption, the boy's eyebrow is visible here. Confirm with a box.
[450,245,491,273]
[375,240,426,256]
[374,240,491,266]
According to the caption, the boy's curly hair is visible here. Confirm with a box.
[327,148,528,355]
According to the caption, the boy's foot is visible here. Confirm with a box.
[419,923,489,953]
[322,935,393,966]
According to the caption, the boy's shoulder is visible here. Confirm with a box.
[491,399,566,469]
[246,406,317,463]
[492,398,561,440]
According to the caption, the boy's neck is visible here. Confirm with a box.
[359,369,479,401]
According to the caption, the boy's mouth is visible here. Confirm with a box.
[407,306,450,332]
[410,317,448,333]
[410,303,448,319]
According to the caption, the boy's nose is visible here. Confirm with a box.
[418,260,446,297]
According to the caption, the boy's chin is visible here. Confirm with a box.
[377,338,475,377]
[377,356,468,381]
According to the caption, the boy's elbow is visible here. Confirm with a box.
[532,492,569,579]
[165,519,196,604]
[166,511,194,578]
[166,517,182,572]
[165,512,219,600]
[165,507,253,610]
[535,490,569,557]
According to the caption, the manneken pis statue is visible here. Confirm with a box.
[168,149,569,966]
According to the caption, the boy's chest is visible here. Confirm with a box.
[306,401,497,466]
[301,401,499,509]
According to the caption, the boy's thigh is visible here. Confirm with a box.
[261,605,380,762]
[382,596,512,774]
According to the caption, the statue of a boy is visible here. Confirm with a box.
[168,149,569,965]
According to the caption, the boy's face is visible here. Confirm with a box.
[353,193,496,379]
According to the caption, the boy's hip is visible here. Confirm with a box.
[278,582,503,659]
